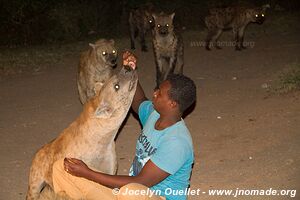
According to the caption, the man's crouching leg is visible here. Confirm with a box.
[117,183,165,200]
[52,159,116,200]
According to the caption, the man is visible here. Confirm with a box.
[53,53,196,200]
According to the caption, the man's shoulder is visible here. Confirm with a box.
[139,100,153,111]
[138,100,156,127]
[162,121,193,147]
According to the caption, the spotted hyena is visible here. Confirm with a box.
[152,12,184,88]
[205,4,270,50]
[129,3,156,52]
[77,39,117,105]
[26,52,138,200]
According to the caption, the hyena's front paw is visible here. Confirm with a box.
[205,45,212,51]
[205,41,212,51]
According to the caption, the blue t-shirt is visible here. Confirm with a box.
[129,101,194,200]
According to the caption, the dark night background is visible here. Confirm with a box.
[0,0,299,46]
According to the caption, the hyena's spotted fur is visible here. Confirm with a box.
[129,3,156,52]
[205,4,270,50]
[152,12,184,88]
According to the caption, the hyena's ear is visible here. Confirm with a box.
[262,4,270,12]
[170,12,175,20]
[89,43,96,49]
[93,82,104,95]
[152,13,157,20]
[109,39,115,45]
[95,101,113,119]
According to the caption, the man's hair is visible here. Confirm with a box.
[166,74,196,113]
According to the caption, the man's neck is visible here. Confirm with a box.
[155,114,181,131]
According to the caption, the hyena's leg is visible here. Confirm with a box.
[26,151,53,200]
[140,28,148,52]
[155,56,166,89]
[205,16,216,50]
[176,45,184,74]
[206,28,221,50]
[238,26,246,49]
[212,29,223,49]
[232,27,241,51]
[129,14,136,50]
[205,29,215,50]
[26,170,47,200]
[164,55,177,81]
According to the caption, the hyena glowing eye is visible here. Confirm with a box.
[166,24,169,27]
[261,14,265,17]
[157,24,161,28]
[114,84,120,91]
[102,51,107,56]
[112,50,116,54]
[255,14,258,17]
[149,20,153,23]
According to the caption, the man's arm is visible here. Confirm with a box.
[131,81,148,114]
[64,158,169,189]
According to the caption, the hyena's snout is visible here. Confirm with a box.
[108,54,118,67]
[119,65,138,92]
[256,17,265,24]
[158,26,169,36]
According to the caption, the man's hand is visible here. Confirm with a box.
[122,51,137,70]
[64,157,91,178]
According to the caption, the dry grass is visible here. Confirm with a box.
[277,62,300,93]
[0,43,84,76]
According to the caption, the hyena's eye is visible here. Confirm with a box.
[114,83,120,91]
[261,14,265,17]
[112,50,116,54]
[102,51,107,56]
[157,24,161,28]
[149,20,153,23]
[166,24,169,27]
[255,14,258,17]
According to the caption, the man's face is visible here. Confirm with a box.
[152,80,172,113]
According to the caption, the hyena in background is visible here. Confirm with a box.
[205,4,270,50]
[129,3,155,52]
[77,39,117,104]
[152,12,184,88]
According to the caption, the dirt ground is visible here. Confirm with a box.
[0,25,299,200]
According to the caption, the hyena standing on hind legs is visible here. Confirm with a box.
[205,4,270,51]
[77,39,118,105]
[129,3,155,52]
[152,12,184,88]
